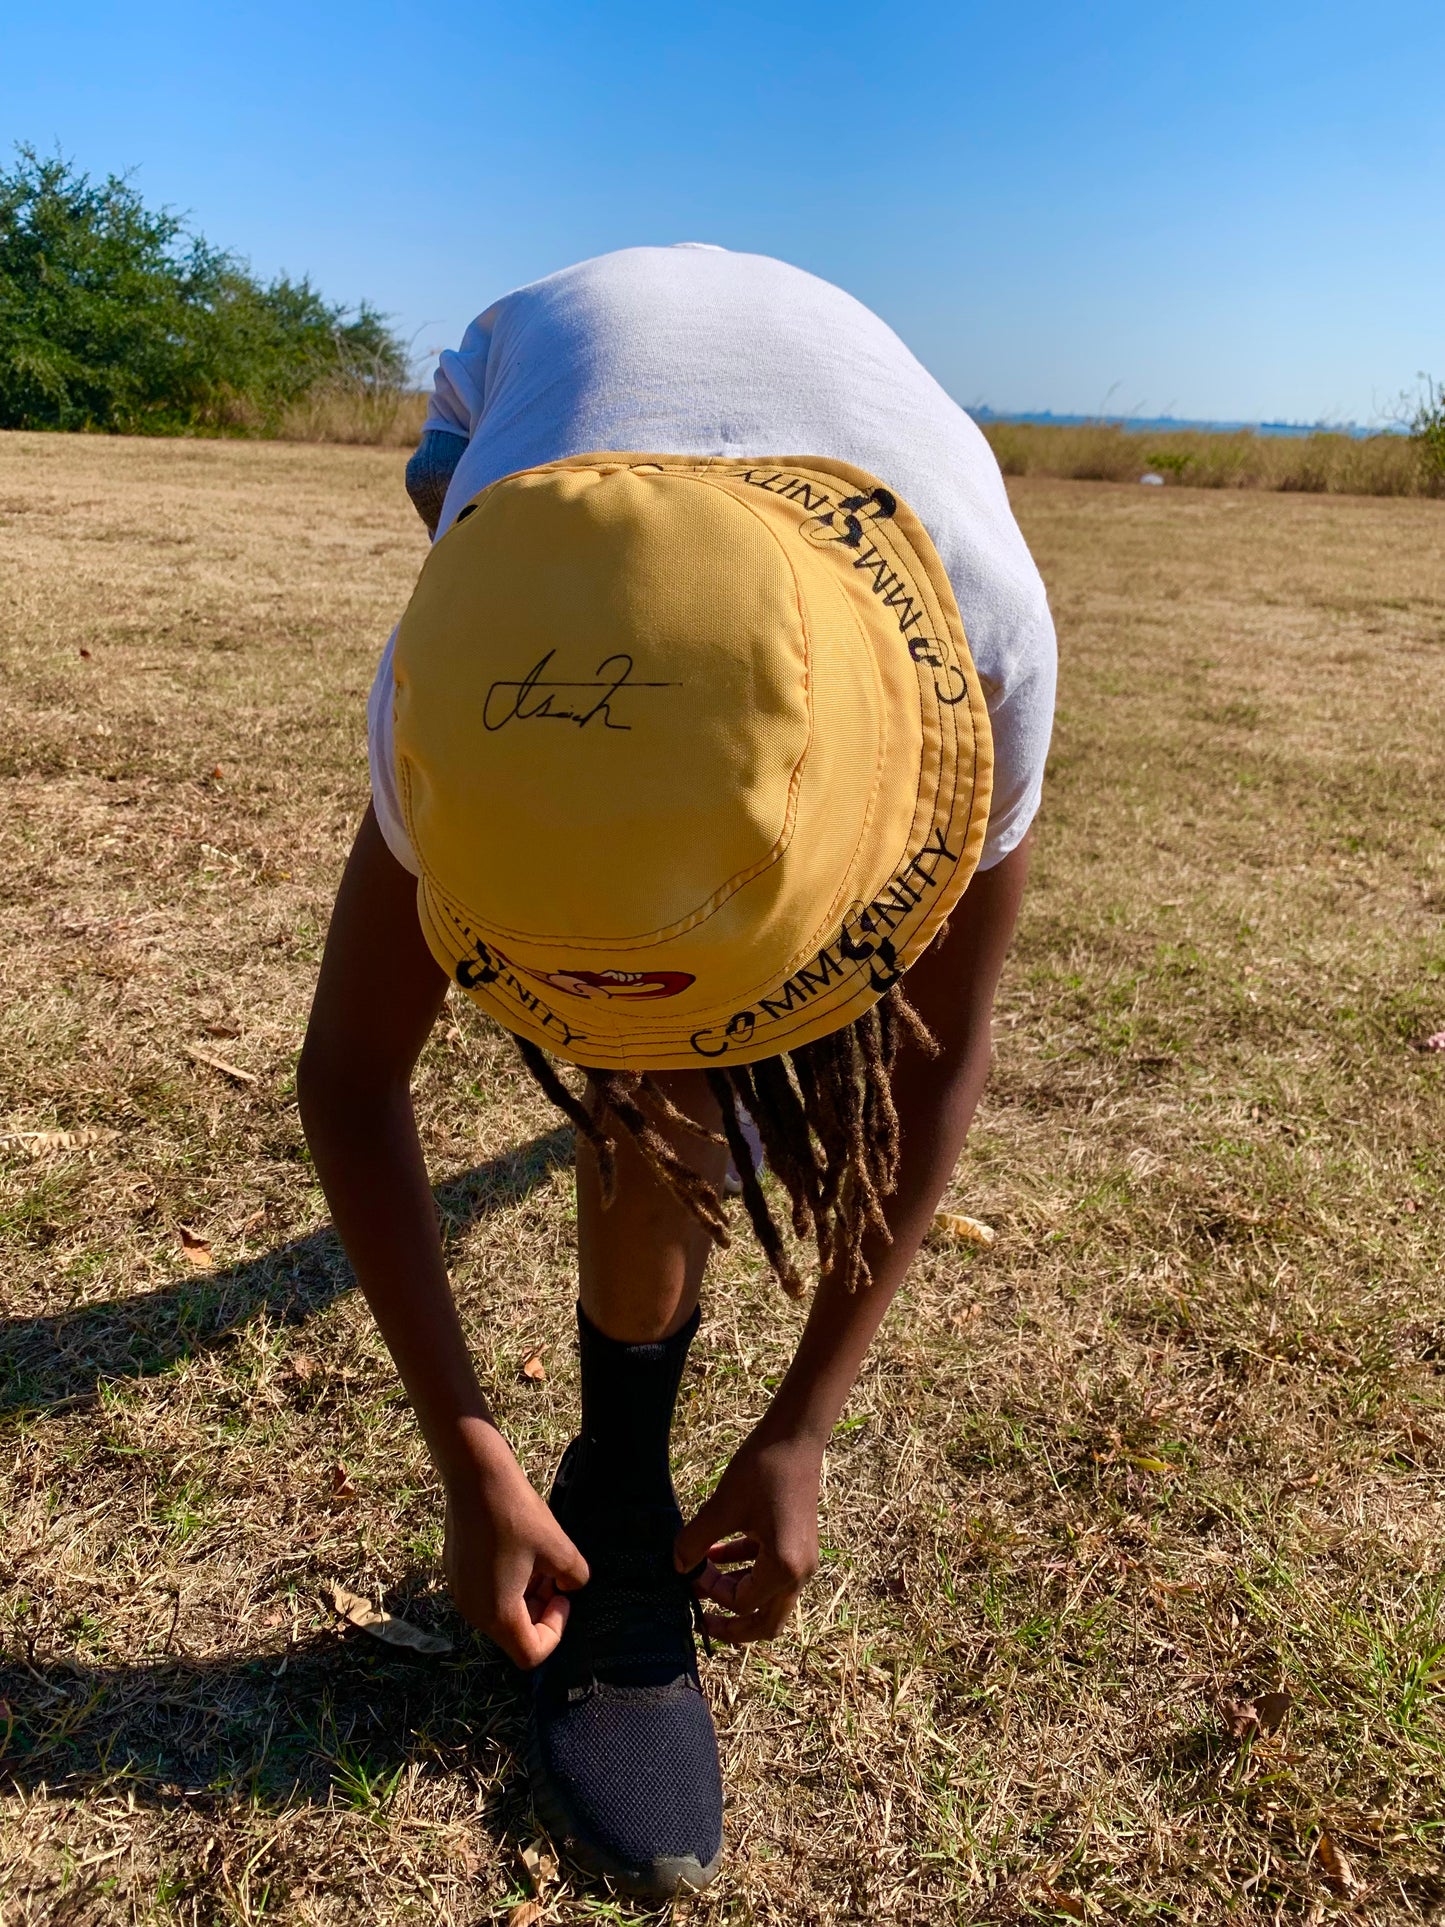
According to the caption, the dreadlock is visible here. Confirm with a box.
[512,979,938,1299]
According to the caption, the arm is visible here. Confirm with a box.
[297,806,587,1664]
[674,835,1032,1640]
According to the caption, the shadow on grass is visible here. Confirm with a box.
[0,1128,573,1418]
[0,1592,528,1821]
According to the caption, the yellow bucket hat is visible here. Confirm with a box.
[391,453,992,1070]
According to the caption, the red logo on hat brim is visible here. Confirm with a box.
[529,967,695,1002]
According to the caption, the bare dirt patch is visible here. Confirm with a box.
[2,436,1443,1923]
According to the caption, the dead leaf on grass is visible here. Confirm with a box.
[506,1903,543,1927]
[1218,1685,1291,1739]
[78,647,92,659]
[177,1224,212,1265]
[1218,1693,1257,1740]
[331,1462,359,1499]
[184,1042,257,1084]
[204,1021,241,1039]
[0,1127,118,1157]
[1037,1884,1087,1919]
[520,1350,547,1384]
[288,1353,319,1385]
[1254,1688,1292,1732]
[1317,1830,1355,1895]
[934,1210,996,1247]
[327,1582,452,1656]
[451,1839,481,1877]
[519,1840,558,1889]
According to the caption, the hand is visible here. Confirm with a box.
[673,1426,824,1645]
[443,1431,589,1669]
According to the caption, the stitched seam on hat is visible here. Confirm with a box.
[890,482,992,967]
[668,467,986,1059]
[756,565,891,995]
[704,465,935,1006]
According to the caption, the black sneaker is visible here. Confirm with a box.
[527,1437,723,1897]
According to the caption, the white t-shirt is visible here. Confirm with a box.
[370,244,1055,874]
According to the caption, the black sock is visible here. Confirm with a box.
[574,1300,700,1508]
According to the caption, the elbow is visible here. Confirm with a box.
[295,1034,339,1145]
[297,1029,407,1144]
[297,1027,362,1138]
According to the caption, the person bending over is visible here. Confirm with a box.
[298,244,1055,1899]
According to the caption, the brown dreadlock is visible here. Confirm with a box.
[512,980,937,1299]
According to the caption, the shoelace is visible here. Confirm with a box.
[681,1558,714,1659]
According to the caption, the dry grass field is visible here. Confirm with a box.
[980,424,1426,497]
[2,434,1443,1926]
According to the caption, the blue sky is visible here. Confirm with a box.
[3,1,1440,424]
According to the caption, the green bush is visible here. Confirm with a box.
[0,147,407,434]
[1142,449,1194,480]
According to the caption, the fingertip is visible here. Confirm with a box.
[517,1624,559,1669]
[537,1591,571,1639]
[549,1541,589,1590]
[674,1503,723,1573]
[705,1608,780,1646]
[701,1611,748,1646]
[501,1605,553,1672]
[502,1634,540,1670]
[546,1522,590,1590]
[696,1564,739,1609]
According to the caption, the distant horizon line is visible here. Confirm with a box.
[965,406,1405,440]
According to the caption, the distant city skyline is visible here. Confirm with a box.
[1,1,1439,427]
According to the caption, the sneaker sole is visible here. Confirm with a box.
[525,1717,723,1899]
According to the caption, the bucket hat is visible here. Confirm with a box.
[391,453,992,1070]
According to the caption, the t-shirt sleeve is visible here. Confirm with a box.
[963,543,1057,872]
[422,305,499,439]
[976,622,1056,869]
[367,627,421,876]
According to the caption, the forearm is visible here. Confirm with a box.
[760,1024,993,1445]
[758,837,1031,1449]
[299,1066,502,1488]
[299,811,591,1666]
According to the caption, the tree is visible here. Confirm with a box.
[0,147,407,433]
